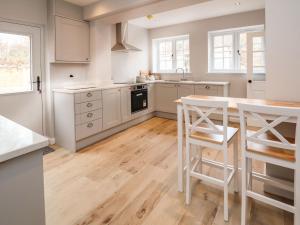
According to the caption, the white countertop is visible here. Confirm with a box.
[53,80,230,94]
[0,116,49,163]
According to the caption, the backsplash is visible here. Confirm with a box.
[50,64,89,88]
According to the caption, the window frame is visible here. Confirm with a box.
[208,25,264,74]
[152,34,190,73]
[0,28,34,95]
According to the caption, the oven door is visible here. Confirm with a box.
[131,89,148,113]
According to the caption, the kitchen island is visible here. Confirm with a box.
[0,115,48,225]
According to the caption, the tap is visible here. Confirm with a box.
[176,68,187,81]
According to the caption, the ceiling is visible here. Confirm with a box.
[64,0,100,6]
[129,0,265,29]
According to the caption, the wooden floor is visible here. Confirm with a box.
[44,117,293,225]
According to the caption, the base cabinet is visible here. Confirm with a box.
[102,88,122,130]
[121,87,132,122]
[155,84,178,113]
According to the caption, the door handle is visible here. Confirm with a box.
[33,76,41,93]
[248,80,252,84]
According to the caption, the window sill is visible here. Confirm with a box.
[153,72,192,75]
[207,71,246,75]
[0,90,33,96]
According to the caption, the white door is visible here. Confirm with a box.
[247,32,266,99]
[0,21,44,134]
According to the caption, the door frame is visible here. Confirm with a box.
[0,18,46,135]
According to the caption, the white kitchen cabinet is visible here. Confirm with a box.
[148,84,155,112]
[177,84,195,98]
[121,87,132,123]
[102,88,122,130]
[155,84,178,113]
[55,16,90,63]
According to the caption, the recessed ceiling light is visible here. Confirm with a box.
[146,15,154,20]
[235,2,241,6]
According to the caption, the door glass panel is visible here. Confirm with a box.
[252,36,265,74]
[0,32,32,94]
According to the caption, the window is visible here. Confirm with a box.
[152,35,190,73]
[208,25,264,73]
[0,32,32,94]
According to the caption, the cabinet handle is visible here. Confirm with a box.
[87,112,93,118]
[87,122,93,128]
[205,85,210,89]
[86,58,89,61]
[87,103,93,107]
[87,92,93,97]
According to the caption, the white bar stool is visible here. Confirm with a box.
[182,97,239,221]
[238,103,300,225]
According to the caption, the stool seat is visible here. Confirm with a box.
[246,130,295,162]
[190,125,239,144]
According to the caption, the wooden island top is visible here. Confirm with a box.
[175,95,300,114]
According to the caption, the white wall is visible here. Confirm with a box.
[265,0,300,101]
[87,22,149,84]
[0,0,47,25]
[111,24,149,83]
[149,10,265,97]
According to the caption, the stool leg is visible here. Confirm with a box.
[295,165,300,225]
[241,154,248,225]
[247,158,252,190]
[224,149,229,221]
[186,141,191,205]
[197,146,203,174]
[233,137,239,193]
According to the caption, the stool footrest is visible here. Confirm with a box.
[247,190,295,213]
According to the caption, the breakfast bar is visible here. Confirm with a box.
[176,95,300,193]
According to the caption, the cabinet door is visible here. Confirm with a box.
[121,87,131,122]
[55,16,90,62]
[102,88,122,130]
[177,84,194,98]
[148,84,155,112]
[155,84,178,113]
[195,85,219,96]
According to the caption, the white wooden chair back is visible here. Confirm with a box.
[238,103,300,152]
[182,97,229,146]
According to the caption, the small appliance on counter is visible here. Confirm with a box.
[136,70,155,83]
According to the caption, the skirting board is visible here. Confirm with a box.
[76,113,155,150]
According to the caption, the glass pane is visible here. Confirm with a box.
[0,32,32,94]
[176,40,183,51]
[253,52,265,67]
[214,58,223,70]
[253,37,264,51]
[214,36,223,47]
[224,35,233,46]
[239,33,247,51]
[224,58,233,70]
[240,51,247,71]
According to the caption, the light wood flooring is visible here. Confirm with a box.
[44,117,293,225]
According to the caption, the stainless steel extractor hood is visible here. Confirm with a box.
[111,22,141,52]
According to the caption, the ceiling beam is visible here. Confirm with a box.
[83,0,211,22]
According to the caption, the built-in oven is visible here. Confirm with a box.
[131,84,148,114]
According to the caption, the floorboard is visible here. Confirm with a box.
[44,117,293,225]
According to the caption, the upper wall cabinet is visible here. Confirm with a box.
[51,16,90,63]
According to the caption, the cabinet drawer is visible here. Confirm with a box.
[75,91,101,103]
[195,85,218,96]
[75,100,101,114]
[75,119,102,140]
[75,109,102,125]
